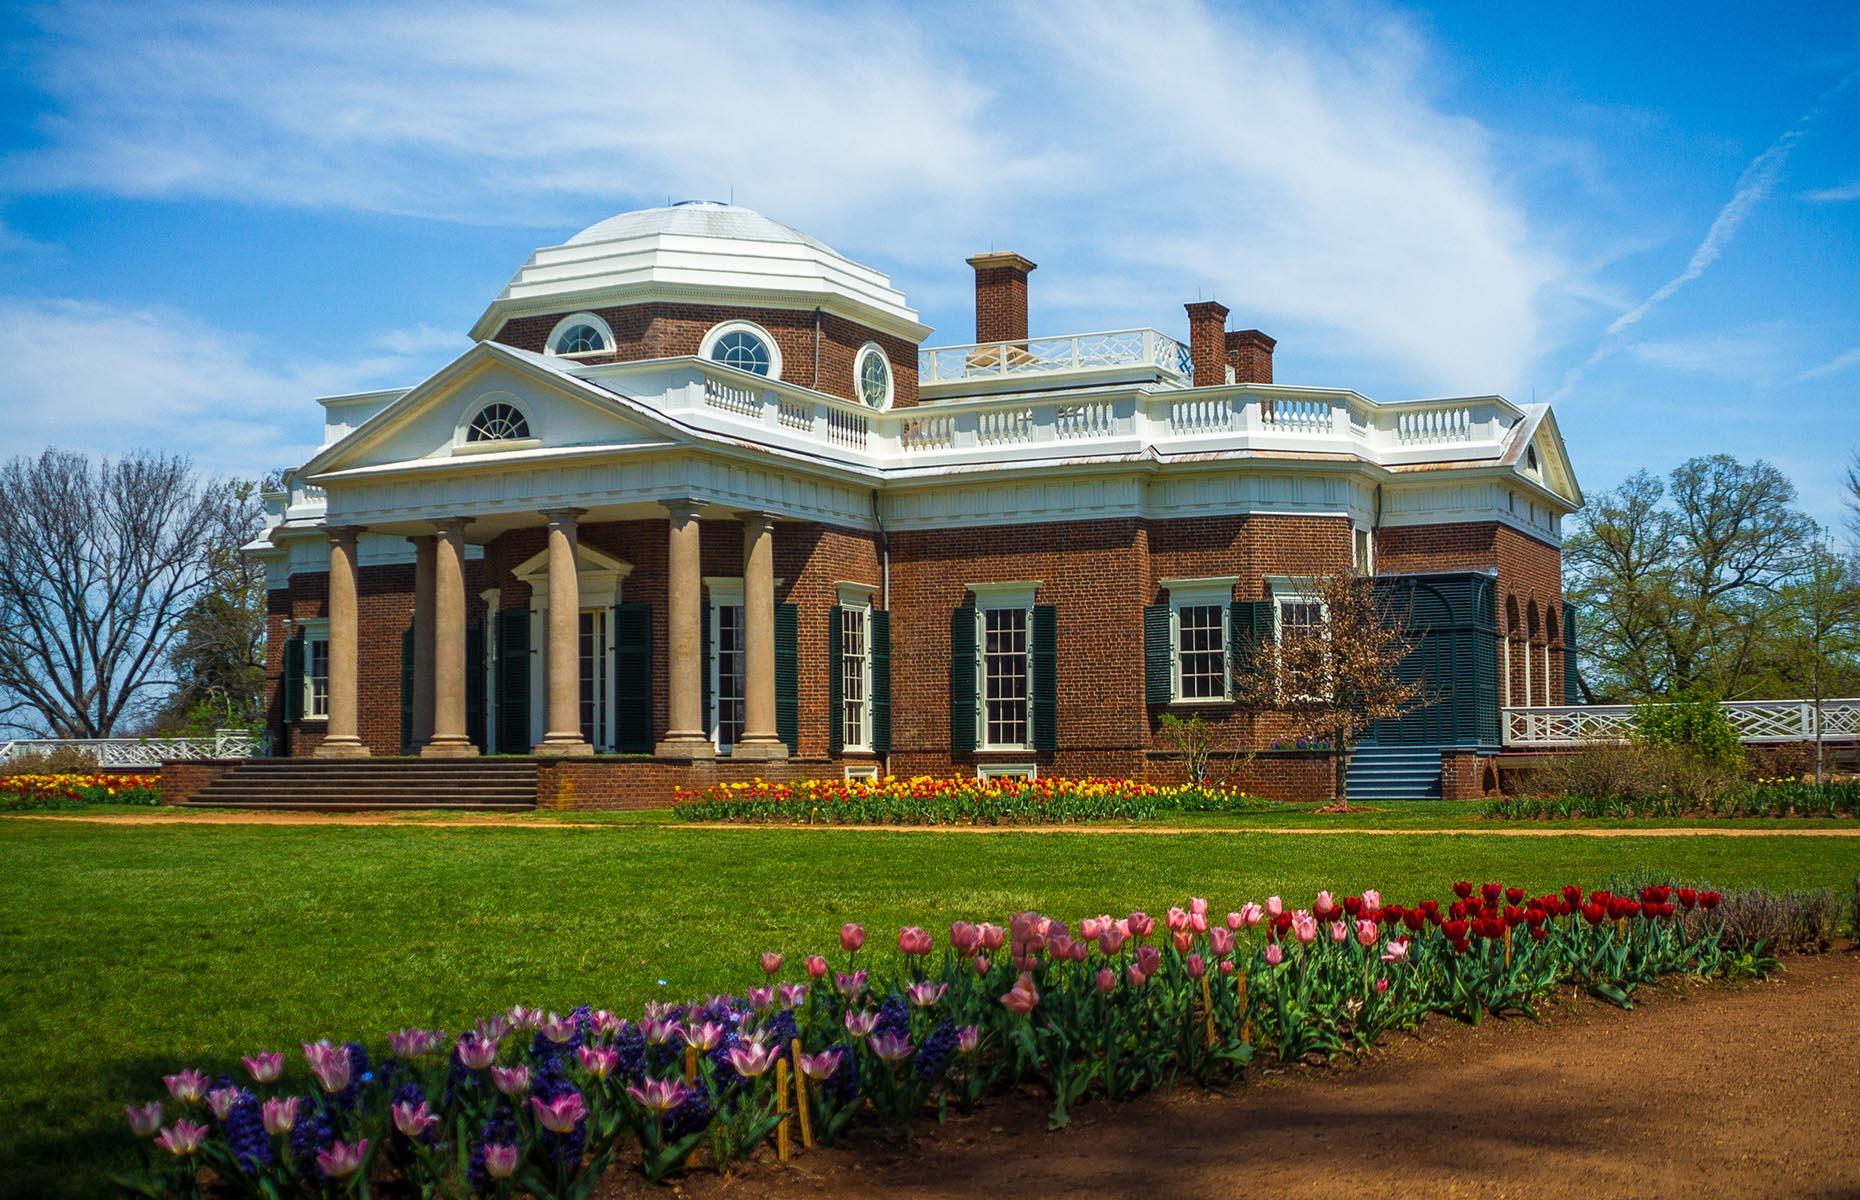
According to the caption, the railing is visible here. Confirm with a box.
[0,729,266,767]
[1503,700,1860,747]
[1395,405,1473,446]
[919,328,1192,385]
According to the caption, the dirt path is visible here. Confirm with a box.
[617,951,1860,1200]
[7,812,1860,837]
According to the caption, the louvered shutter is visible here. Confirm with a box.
[400,628,414,753]
[1144,603,1173,705]
[283,630,305,723]
[775,603,798,753]
[1032,604,1057,752]
[870,610,892,755]
[949,605,976,754]
[613,602,652,753]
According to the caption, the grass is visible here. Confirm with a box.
[2,814,1857,1198]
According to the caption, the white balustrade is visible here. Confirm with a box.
[919,328,1192,384]
[704,376,761,417]
[776,396,813,431]
[1054,401,1115,439]
[1503,700,1860,747]
[825,408,868,449]
[899,415,956,451]
[1170,395,1232,435]
[1260,396,1334,434]
[1396,405,1473,446]
[0,729,265,767]
[976,407,1035,446]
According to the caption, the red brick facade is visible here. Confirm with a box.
[488,301,920,409]
[967,253,1034,345]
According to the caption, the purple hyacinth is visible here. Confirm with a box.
[223,1090,272,1174]
[914,1019,959,1083]
[289,1098,337,1181]
[874,993,910,1042]
[467,1106,520,1196]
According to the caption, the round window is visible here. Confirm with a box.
[710,329,772,376]
[554,324,606,354]
[467,403,530,442]
[856,344,892,409]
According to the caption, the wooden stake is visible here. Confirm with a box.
[790,1037,815,1149]
[683,1043,698,1083]
[1237,970,1251,1042]
[776,1057,791,1162]
[1201,974,1216,1047]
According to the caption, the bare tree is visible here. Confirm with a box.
[0,449,250,737]
[1846,449,1860,550]
[1775,539,1860,783]
[1236,573,1426,809]
[152,478,273,734]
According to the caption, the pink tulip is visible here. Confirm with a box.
[155,1120,208,1157]
[577,1046,620,1079]
[979,922,1007,951]
[1189,909,1208,933]
[125,1101,163,1137]
[592,1010,622,1036]
[804,954,829,979]
[834,968,868,998]
[642,1017,683,1046]
[302,1042,352,1094]
[1265,943,1285,966]
[869,1031,914,1062]
[627,1077,689,1114]
[491,1065,531,1097]
[394,1099,439,1139]
[1126,964,1148,988]
[1185,953,1207,979]
[907,981,948,1007]
[1381,937,1411,964]
[1329,920,1349,943]
[530,1091,586,1134]
[1127,911,1155,938]
[1079,916,1105,940]
[747,986,777,1011]
[760,950,784,975]
[840,922,865,953]
[1172,930,1194,953]
[728,1040,781,1077]
[897,926,933,956]
[1238,902,1264,927]
[207,1087,239,1122]
[949,921,982,957]
[476,1013,511,1041]
[483,1142,521,1179]
[390,1028,442,1059]
[1355,918,1379,946]
[1291,911,1318,944]
[1226,911,1244,931]
[1166,906,1189,933]
[1095,967,1118,993]
[974,955,991,975]
[507,1005,542,1030]
[1315,890,1337,917]
[1362,888,1382,910]
[457,1032,499,1071]
[1098,927,1128,955]
[1266,895,1284,917]
[1135,944,1162,976]
[315,1138,367,1179]
[242,1052,284,1084]
[1376,977,1391,995]
[1220,959,1236,976]
[957,1025,982,1053]
[1209,927,1235,958]
[779,982,809,1009]
[538,1013,578,1044]
[800,1049,843,1079]
[163,1069,208,1104]
[1190,896,1209,917]
[1000,972,1041,1014]
[844,1010,879,1038]
[262,1096,299,1136]
[683,1021,725,1052]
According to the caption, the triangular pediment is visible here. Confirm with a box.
[1510,406,1582,510]
[300,343,684,478]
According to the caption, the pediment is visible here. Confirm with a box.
[1511,406,1582,510]
[301,343,681,477]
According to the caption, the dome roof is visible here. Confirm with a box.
[472,201,927,344]
[566,201,839,256]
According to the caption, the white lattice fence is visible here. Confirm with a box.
[0,730,263,767]
[1505,700,1860,747]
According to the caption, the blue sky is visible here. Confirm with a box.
[1,1,1856,523]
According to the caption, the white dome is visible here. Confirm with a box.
[566,201,838,256]
[473,202,927,344]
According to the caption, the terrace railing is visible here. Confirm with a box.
[1503,700,1860,747]
[919,329,1194,385]
[0,729,265,768]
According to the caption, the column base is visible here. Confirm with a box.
[730,737,790,761]
[419,736,481,759]
[534,735,596,758]
[314,737,371,760]
[654,734,716,760]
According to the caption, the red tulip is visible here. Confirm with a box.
[1481,882,1503,903]
[1505,887,1524,905]
[1701,891,1721,910]
[1452,881,1474,899]
[1677,888,1698,910]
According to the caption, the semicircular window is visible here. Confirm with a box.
[710,329,773,376]
[554,323,606,355]
[467,403,531,442]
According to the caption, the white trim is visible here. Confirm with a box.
[835,581,880,606]
[967,580,1040,608]
[844,763,880,780]
[973,598,1036,752]
[854,342,894,410]
[453,390,542,450]
[1160,577,1237,704]
[544,312,616,358]
[512,543,632,610]
[296,618,331,721]
[837,599,874,753]
[1158,576,1239,603]
[699,319,784,382]
[977,762,1037,780]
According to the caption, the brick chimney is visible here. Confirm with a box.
[1184,300,1230,387]
[967,251,1036,344]
[1225,329,1276,385]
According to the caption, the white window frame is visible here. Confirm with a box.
[1159,576,1238,705]
[1267,577,1330,703]
[699,320,783,381]
[836,583,876,753]
[844,763,880,781]
[704,578,746,753]
[544,311,615,359]
[853,342,893,410]
[297,618,330,721]
[968,581,1038,752]
[452,391,541,455]
[977,762,1037,781]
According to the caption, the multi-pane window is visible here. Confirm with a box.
[1176,604,1227,700]
[554,324,606,354]
[982,606,1030,748]
[305,630,330,719]
[466,403,530,442]
[840,606,870,750]
[578,610,608,749]
[710,330,772,376]
[1276,596,1329,701]
[714,604,746,750]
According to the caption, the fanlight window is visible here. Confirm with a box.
[554,323,606,355]
[857,345,892,408]
[467,403,531,442]
[710,329,773,376]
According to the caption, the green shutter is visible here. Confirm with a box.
[1562,604,1581,706]
[827,604,845,755]
[871,609,892,755]
[1144,603,1172,705]
[1230,599,1275,684]
[400,627,415,753]
[283,629,305,723]
[466,623,487,751]
[950,605,976,754]
[1032,604,1058,752]
[699,600,712,735]
[614,602,652,753]
[495,610,531,754]
[775,603,798,753]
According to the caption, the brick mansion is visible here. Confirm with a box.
[241,202,1582,807]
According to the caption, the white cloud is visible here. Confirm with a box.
[1624,322,1797,382]
[1796,345,1860,382]
[0,299,445,477]
[1801,180,1860,203]
[4,0,1583,398]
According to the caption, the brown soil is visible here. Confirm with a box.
[607,950,1860,1200]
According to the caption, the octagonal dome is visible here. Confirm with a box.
[471,201,928,344]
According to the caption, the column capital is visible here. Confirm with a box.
[325,524,365,545]
[663,498,704,521]
[739,510,778,535]
[432,516,473,537]
[539,507,588,525]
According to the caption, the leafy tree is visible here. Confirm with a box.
[1770,539,1860,782]
[1564,455,1816,699]
[0,449,255,737]
[150,479,272,734]
[1235,573,1426,809]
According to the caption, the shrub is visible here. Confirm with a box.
[0,745,105,775]
[674,776,1273,825]
[1631,692,1744,770]
[1486,778,1860,821]
[1710,886,1841,954]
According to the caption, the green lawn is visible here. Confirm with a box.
[2,815,1856,1199]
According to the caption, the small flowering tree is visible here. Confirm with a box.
[1235,573,1426,809]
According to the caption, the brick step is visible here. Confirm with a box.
[188,758,539,812]
[195,788,536,800]
[185,800,534,812]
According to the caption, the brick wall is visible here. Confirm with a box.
[969,255,1033,344]
[489,301,920,409]
[156,760,237,805]
[536,756,837,811]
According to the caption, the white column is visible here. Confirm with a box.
[421,517,479,758]
[535,509,594,756]
[656,500,714,758]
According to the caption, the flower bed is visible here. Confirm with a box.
[0,772,162,811]
[673,775,1270,824]
[117,874,1774,1197]
[1487,778,1860,821]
